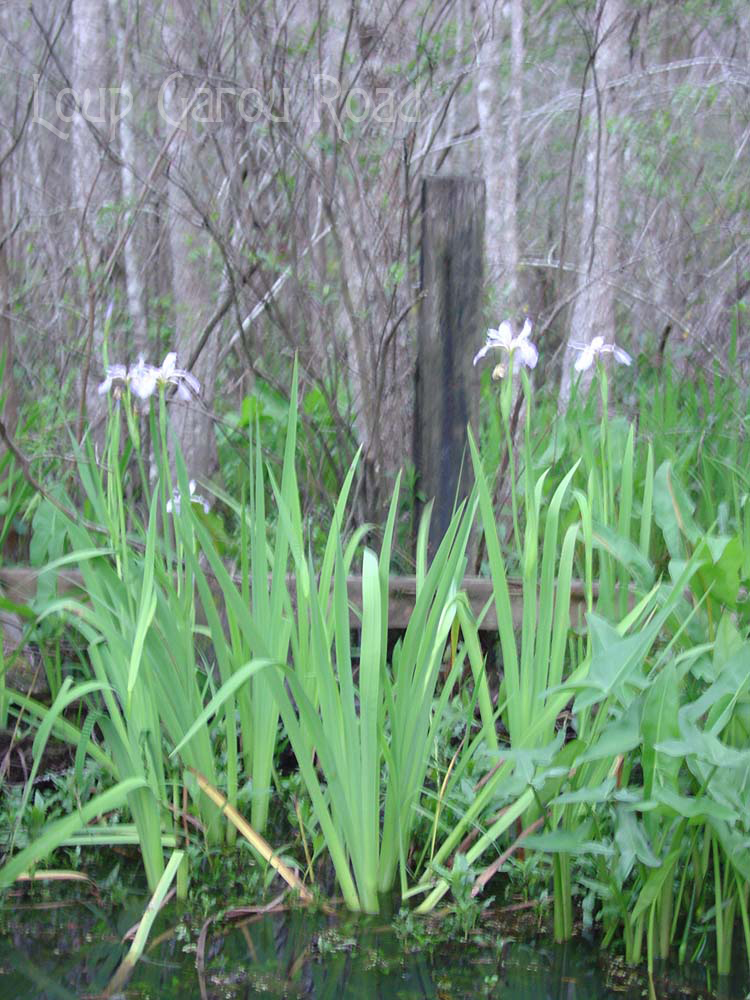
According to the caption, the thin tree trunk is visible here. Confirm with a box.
[71,0,117,431]
[506,0,523,308]
[0,168,17,440]
[108,0,148,354]
[560,0,630,407]
[162,4,218,480]
[71,0,114,259]
[471,0,522,315]
[445,0,472,174]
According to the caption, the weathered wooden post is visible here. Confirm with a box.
[414,176,485,552]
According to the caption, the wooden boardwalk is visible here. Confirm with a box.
[0,567,592,632]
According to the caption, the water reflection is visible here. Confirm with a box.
[0,898,747,999]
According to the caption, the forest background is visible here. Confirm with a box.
[0,0,747,529]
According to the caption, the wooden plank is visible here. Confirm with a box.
[415,176,485,553]
[0,567,592,632]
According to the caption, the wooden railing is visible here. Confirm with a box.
[0,566,593,632]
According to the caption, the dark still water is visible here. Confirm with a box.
[1,895,748,1000]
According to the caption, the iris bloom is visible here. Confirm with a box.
[166,480,210,515]
[98,352,200,400]
[473,319,538,375]
[572,336,632,372]
[154,352,201,400]
[97,363,128,396]
[128,357,158,400]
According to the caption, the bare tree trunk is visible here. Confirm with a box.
[162,4,218,480]
[321,0,377,512]
[71,0,115,257]
[506,0,523,307]
[0,168,17,440]
[445,0,472,174]
[71,0,117,430]
[108,0,148,354]
[470,0,522,315]
[560,0,630,406]
[311,0,414,520]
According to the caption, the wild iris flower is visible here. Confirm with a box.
[98,353,200,400]
[572,336,632,372]
[166,480,210,515]
[473,319,538,378]
[96,363,129,396]
[153,353,201,400]
[128,357,158,399]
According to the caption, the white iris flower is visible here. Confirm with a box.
[572,336,632,372]
[166,480,210,515]
[96,363,128,396]
[473,319,539,375]
[98,353,200,400]
[128,357,158,400]
[154,352,201,401]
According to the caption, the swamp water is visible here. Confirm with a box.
[1,892,748,1000]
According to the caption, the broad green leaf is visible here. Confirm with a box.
[523,830,614,856]
[592,521,655,589]
[694,535,743,607]
[552,777,617,805]
[641,663,681,799]
[578,700,641,763]
[653,461,699,559]
[654,787,736,822]
[614,807,660,881]
[631,845,681,921]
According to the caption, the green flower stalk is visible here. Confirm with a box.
[473,318,538,563]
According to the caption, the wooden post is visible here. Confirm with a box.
[414,176,485,552]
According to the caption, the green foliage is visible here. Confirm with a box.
[193,373,492,911]
[5,353,750,984]
[217,374,353,556]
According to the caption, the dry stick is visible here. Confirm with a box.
[455,805,508,858]
[474,757,505,794]
[182,782,191,845]
[188,767,313,903]
[13,870,99,890]
[165,800,205,836]
[430,738,465,861]
[471,814,546,898]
